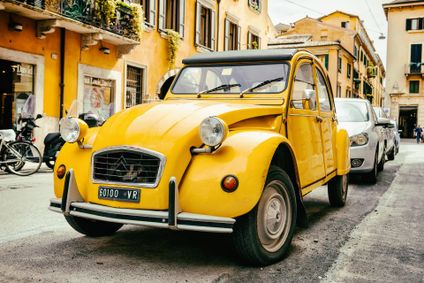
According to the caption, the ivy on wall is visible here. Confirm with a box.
[166,29,181,69]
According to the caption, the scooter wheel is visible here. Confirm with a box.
[45,160,55,169]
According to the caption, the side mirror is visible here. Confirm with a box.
[375,117,391,127]
[302,89,316,110]
[36,114,43,119]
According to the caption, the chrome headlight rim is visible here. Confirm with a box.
[60,117,81,143]
[199,117,228,147]
[350,133,369,147]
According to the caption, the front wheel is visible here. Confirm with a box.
[328,174,348,207]
[65,215,123,237]
[3,141,42,176]
[232,166,297,266]
[387,147,395,161]
[363,149,378,184]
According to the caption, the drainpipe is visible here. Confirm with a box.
[59,28,65,119]
[216,0,221,51]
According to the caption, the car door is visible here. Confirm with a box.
[315,65,337,176]
[287,60,326,189]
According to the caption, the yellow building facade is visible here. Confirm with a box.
[0,0,273,147]
[269,11,385,106]
[383,0,424,138]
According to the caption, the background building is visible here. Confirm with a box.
[383,0,424,138]
[269,11,385,106]
[0,0,273,148]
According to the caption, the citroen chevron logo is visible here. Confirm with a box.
[113,155,129,171]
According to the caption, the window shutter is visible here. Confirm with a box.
[257,36,261,49]
[179,0,185,37]
[406,19,412,31]
[149,0,156,27]
[237,25,241,50]
[195,1,201,45]
[211,10,216,50]
[247,31,251,49]
[224,19,230,51]
[419,18,424,30]
[158,0,166,31]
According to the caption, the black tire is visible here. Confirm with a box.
[377,148,385,172]
[363,149,378,184]
[387,147,395,161]
[232,166,297,266]
[65,215,123,237]
[45,159,55,169]
[328,174,348,207]
[3,141,42,176]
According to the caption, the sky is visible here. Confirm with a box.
[268,0,389,67]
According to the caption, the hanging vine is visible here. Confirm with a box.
[166,29,181,69]
[129,2,144,40]
[95,0,116,27]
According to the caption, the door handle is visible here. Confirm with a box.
[316,115,323,123]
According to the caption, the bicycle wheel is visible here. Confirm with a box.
[3,141,42,176]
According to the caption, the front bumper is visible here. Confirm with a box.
[349,142,376,173]
[49,170,235,233]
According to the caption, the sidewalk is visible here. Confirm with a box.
[323,142,424,282]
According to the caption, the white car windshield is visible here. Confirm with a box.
[336,101,370,122]
[172,63,289,94]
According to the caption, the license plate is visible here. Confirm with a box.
[98,187,140,203]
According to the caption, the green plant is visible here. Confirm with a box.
[129,3,144,40]
[166,29,180,68]
[95,0,116,27]
[251,41,259,49]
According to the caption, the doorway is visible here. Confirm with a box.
[0,59,35,129]
[398,105,418,138]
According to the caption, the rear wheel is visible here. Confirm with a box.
[232,166,297,266]
[377,148,385,172]
[65,215,123,237]
[387,147,395,161]
[328,174,348,207]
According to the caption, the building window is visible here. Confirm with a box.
[337,84,341,98]
[141,0,156,27]
[347,63,352,79]
[158,0,185,36]
[409,81,420,94]
[354,44,358,58]
[225,19,240,51]
[338,57,342,73]
[406,18,424,31]
[320,54,329,70]
[410,44,422,73]
[247,31,260,49]
[248,0,261,12]
[125,65,146,108]
[346,89,351,98]
[195,3,215,50]
[341,21,349,28]
[360,50,364,62]
[83,76,115,119]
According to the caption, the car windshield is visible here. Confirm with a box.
[335,100,370,122]
[172,63,289,94]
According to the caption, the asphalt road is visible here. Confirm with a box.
[0,141,422,283]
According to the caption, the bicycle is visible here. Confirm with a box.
[0,130,42,176]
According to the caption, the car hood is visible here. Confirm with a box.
[92,100,283,153]
[338,121,371,137]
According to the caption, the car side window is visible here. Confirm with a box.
[316,68,332,112]
[291,63,316,110]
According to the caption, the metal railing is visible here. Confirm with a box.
[14,0,139,40]
[405,63,424,76]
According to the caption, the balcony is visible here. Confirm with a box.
[1,0,141,45]
[405,63,424,77]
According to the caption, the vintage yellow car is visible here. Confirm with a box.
[49,49,350,266]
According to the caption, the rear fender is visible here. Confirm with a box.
[179,131,296,218]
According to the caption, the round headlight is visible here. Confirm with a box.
[60,118,80,143]
[199,117,228,147]
[350,133,369,146]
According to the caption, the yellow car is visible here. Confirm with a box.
[49,49,350,266]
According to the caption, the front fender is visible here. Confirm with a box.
[336,128,351,175]
[179,131,293,218]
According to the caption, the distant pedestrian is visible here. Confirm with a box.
[415,125,423,144]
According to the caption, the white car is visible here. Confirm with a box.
[373,107,396,161]
[335,98,391,183]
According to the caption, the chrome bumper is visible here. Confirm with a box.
[49,170,235,233]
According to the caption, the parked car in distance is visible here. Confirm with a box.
[390,119,401,155]
[373,107,396,160]
[49,49,351,266]
[335,98,392,183]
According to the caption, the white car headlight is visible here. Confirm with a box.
[350,133,369,146]
[199,117,228,147]
[60,117,81,143]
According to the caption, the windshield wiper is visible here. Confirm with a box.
[197,84,241,98]
[240,76,285,97]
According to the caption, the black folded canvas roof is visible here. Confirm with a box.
[182,49,298,65]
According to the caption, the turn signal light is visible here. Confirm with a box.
[56,164,66,179]
[221,175,239,192]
